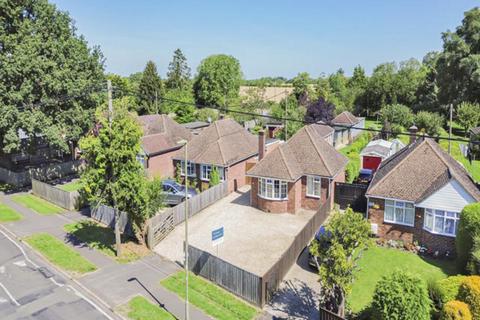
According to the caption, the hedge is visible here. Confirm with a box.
[440,300,472,320]
[458,276,480,319]
[456,203,480,273]
[434,276,468,306]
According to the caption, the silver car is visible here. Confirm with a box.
[162,180,197,206]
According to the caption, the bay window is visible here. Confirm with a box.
[180,161,195,176]
[384,200,415,226]
[258,178,288,200]
[306,176,322,198]
[424,209,459,237]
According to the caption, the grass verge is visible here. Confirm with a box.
[64,220,149,263]
[120,296,176,320]
[25,233,96,275]
[57,180,83,192]
[12,194,64,215]
[161,271,259,320]
[0,203,22,222]
[348,246,457,313]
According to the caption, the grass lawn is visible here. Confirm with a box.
[64,220,149,264]
[57,180,83,192]
[0,203,22,222]
[365,119,382,130]
[12,194,64,215]
[161,271,259,320]
[25,233,96,275]
[120,296,176,320]
[348,246,458,313]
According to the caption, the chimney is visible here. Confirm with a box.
[258,130,266,160]
[408,125,418,144]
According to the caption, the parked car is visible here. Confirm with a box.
[355,168,373,184]
[162,180,197,206]
[308,226,331,269]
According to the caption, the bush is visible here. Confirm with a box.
[440,300,472,320]
[470,234,480,275]
[415,111,445,136]
[380,104,414,128]
[456,203,480,273]
[371,270,431,320]
[434,276,468,306]
[457,276,480,319]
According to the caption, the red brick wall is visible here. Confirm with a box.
[226,160,248,193]
[147,151,177,178]
[368,197,456,253]
[250,177,301,214]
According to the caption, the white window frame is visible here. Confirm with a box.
[384,199,415,227]
[201,164,212,181]
[258,178,288,200]
[180,161,195,177]
[306,176,322,198]
[423,208,459,238]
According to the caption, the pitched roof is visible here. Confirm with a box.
[247,124,348,181]
[360,139,403,158]
[332,111,360,126]
[175,118,258,167]
[470,126,480,135]
[309,121,335,138]
[366,138,480,202]
[138,114,192,155]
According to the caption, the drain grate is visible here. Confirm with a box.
[37,267,54,279]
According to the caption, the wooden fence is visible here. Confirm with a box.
[146,181,228,249]
[188,245,262,306]
[334,182,368,212]
[90,205,133,236]
[31,178,80,210]
[260,197,332,306]
[319,307,345,320]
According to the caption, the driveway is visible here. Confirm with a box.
[154,186,315,277]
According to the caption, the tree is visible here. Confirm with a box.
[457,102,480,135]
[304,97,336,124]
[372,271,432,320]
[233,86,268,123]
[271,95,305,140]
[363,63,398,114]
[292,72,313,104]
[138,61,163,115]
[379,104,414,128]
[414,52,441,113]
[193,54,242,108]
[163,87,196,121]
[79,107,163,253]
[107,73,132,99]
[309,208,371,316]
[394,58,427,107]
[0,0,105,155]
[328,69,354,113]
[166,49,191,90]
[415,111,445,136]
[456,203,480,273]
[349,65,367,90]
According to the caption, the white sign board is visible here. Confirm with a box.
[211,226,224,247]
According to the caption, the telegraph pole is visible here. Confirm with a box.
[284,90,288,140]
[155,90,159,114]
[448,103,453,154]
[107,80,122,257]
[183,142,190,320]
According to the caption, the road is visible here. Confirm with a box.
[0,228,116,320]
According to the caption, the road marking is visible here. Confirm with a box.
[0,282,20,306]
[0,266,5,274]
[0,297,8,304]
[13,260,27,267]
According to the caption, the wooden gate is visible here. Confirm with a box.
[334,182,368,212]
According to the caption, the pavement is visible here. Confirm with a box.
[0,191,213,320]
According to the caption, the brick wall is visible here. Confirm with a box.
[147,151,177,178]
[250,177,301,214]
[368,197,456,253]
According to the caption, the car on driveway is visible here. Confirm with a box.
[162,180,197,206]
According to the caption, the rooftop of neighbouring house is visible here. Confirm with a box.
[138,114,192,156]
[181,121,211,130]
[360,139,405,158]
[310,121,335,138]
[470,126,480,136]
[247,124,348,181]
[174,118,258,167]
[366,138,480,202]
[332,111,360,126]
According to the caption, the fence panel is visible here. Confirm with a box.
[319,307,345,320]
[188,245,262,306]
[90,205,133,236]
[334,182,368,212]
[31,178,79,210]
[146,181,228,249]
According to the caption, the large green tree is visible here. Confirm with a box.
[457,102,480,135]
[0,0,105,155]
[166,48,191,91]
[193,54,242,108]
[138,61,163,115]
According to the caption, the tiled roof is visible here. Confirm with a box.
[309,122,335,138]
[366,138,480,202]
[175,118,258,167]
[138,115,192,155]
[332,111,360,126]
[247,124,348,181]
[470,126,480,135]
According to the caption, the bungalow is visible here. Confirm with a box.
[247,124,348,214]
[360,139,405,171]
[181,121,211,136]
[331,111,365,148]
[174,118,260,193]
[138,114,192,178]
[366,138,480,254]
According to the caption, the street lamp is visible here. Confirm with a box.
[178,139,189,320]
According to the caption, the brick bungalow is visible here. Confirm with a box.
[173,118,260,193]
[247,124,348,214]
[366,138,480,254]
[138,114,192,178]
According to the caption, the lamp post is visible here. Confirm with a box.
[178,139,189,320]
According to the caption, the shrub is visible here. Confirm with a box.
[470,234,480,275]
[456,203,480,273]
[415,111,445,136]
[371,270,431,320]
[380,104,414,128]
[440,300,472,320]
[434,276,468,306]
[457,276,480,319]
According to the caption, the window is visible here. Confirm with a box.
[201,164,212,181]
[136,154,146,168]
[424,209,459,237]
[384,200,415,226]
[180,161,195,176]
[258,178,287,200]
[306,176,322,198]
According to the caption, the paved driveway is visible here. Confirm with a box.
[154,186,315,277]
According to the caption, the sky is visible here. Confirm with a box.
[51,0,478,79]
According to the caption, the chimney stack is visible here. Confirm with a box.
[408,125,418,144]
[258,130,266,160]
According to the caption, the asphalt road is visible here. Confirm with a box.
[0,230,114,320]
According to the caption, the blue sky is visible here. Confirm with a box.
[51,0,478,79]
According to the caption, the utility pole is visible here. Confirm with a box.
[284,90,288,140]
[155,90,159,114]
[183,142,190,320]
[107,80,122,257]
[448,103,453,154]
